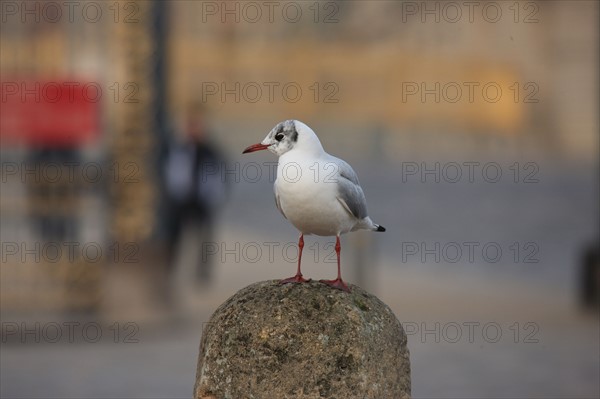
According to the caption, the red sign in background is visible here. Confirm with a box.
[1,79,100,148]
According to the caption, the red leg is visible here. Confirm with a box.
[280,234,311,284]
[320,235,350,292]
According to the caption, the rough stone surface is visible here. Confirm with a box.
[194,280,411,399]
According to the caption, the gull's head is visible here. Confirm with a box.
[243,120,323,157]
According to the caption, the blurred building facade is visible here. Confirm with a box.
[166,0,598,159]
[1,1,598,314]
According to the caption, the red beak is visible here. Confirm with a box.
[242,143,271,154]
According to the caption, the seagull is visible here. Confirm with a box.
[242,120,385,292]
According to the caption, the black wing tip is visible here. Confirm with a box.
[376,225,386,232]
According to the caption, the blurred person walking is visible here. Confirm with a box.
[164,104,228,287]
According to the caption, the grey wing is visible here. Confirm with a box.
[274,181,287,219]
[334,158,368,220]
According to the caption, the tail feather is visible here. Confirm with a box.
[355,217,386,232]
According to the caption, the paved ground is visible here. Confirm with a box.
[2,157,598,398]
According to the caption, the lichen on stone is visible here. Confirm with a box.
[194,280,411,399]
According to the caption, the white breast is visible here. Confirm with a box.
[275,153,357,236]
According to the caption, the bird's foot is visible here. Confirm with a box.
[319,278,351,292]
[280,274,311,284]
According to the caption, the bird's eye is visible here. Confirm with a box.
[275,133,284,141]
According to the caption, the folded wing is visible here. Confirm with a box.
[334,158,368,220]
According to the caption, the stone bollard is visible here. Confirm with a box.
[194,280,411,399]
